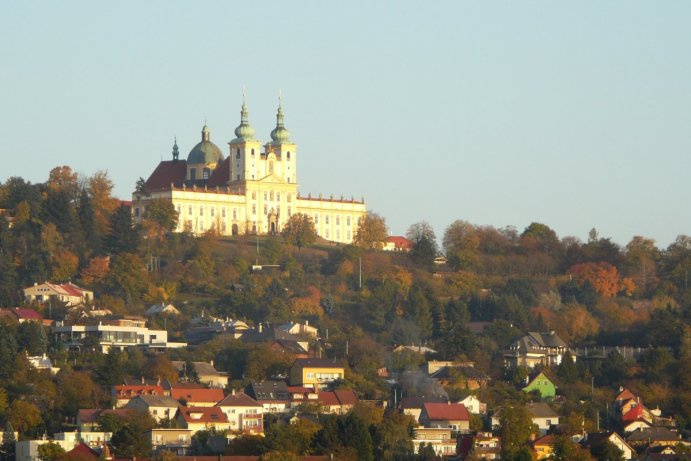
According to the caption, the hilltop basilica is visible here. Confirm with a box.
[133,96,366,244]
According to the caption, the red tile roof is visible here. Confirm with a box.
[11,308,43,320]
[615,388,636,402]
[171,388,225,404]
[622,404,650,422]
[386,236,413,249]
[317,392,340,406]
[423,402,470,421]
[68,443,99,460]
[177,406,229,424]
[113,385,165,398]
[534,434,555,446]
[334,390,358,406]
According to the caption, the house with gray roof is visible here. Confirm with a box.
[124,394,180,422]
[504,331,571,368]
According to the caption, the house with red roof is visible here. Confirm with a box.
[175,406,232,435]
[23,281,93,306]
[420,402,470,433]
[317,390,358,415]
[112,384,165,408]
[622,403,653,425]
[383,236,413,252]
[533,434,556,460]
[215,391,264,435]
[0,307,44,324]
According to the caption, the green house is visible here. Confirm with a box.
[521,371,556,401]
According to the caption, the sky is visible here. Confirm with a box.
[1,1,690,248]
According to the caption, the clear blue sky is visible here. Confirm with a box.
[1,1,689,248]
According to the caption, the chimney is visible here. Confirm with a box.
[305,320,309,326]
[210,359,214,368]
[232,388,236,395]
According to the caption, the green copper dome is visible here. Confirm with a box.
[270,100,291,145]
[187,125,224,164]
[232,99,256,142]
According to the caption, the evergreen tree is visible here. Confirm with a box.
[0,422,16,461]
[104,206,140,254]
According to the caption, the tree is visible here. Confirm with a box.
[590,439,624,461]
[8,400,42,435]
[110,422,152,458]
[567,262,624,298]
[443,220,480,270]
[0,422,16,461]
[353,212,388,249]
[499,403,538,459]
[406,221,438,267]
[106,252,148,306]
[143,198,179,239]
[37,441,66,461]
[281,213,317,249]
[104,205,140,254]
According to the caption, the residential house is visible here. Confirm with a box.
[420,403,470,433]
[504,331,571,368]
[615,388,637,408]
[145,303,181,316]
[288,386,320,409]
[124,395,180,422]
[55,316,186,352]
[458,395,486,415]
[623,419,651,434]
[522,371,556,401]
[112,384,165,408]
[27,353,60,375]
[171,361,229,389]
[171,387,225,407]
[642,445,682,461]
[146,428,193,456]
[0,308,44,324]
[53,431,112,450]
[622,402,653,425]
[175,406,232,435]
[242,325,310,356]
[429,364,490,391]
[534,434,555,460]
[23,281,93,306]
[457,432,501,460]
[383,236,413,252]
[215,391,264,435]
[316,390,358,415]
[581,431,635,460]
[279,321,319,338]
[65,443,99,461]
[247,380,291,413]
[627,427,684,450]
[393,344,438,355]
[412,427,457,457]
[526,402,560,435]
[400,396,446,423]
[289,358,345,390]
[77,409,133,432]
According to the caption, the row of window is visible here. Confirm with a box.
[235,148,291,160]
[314,214,352,226]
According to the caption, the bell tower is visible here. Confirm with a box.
[228,92,261,184]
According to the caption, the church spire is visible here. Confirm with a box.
[172,137,179,161]
[270,90,291,144]
[233,88,256,141]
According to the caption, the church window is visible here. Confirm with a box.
[236,149,240,158]
[252,222,257,233]
[287,177,291,183]
[252,174,255,179]
[221,207,226,218]
[199,206,204,216]
[314,214,319,224]
[325,215,329,225]
[236,174,240,180]
[190,168,196,180]
[203,168,210,179]
[264,204,268,215]
[336,216,340,225]
[232,208,237,219]
[251,148,255,157]
[347,230,351,240]
[269,161,274,173]
[336,230,340,240]
[325,229,330,239]
[210,208,215,217]
[287,151,291,160]
[251,191,256,200]
[276,192,280,201]
[270,191,274,201]
[188,206,193,216]
[264,192,268,201]
[346,216,351,226]
[221,222,226,232]
[252,204,256,215]
[287,193,292,203]
[287,206,292,217]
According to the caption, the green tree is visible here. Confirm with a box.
[443,220,480,270]
[8,400,42,436]
[37,441,67,461]
[557,350,578,382]
[0,422,16,461]
[590,439,624,461]
[106,252,148,306]
[104,205,140,254]
[406,221,438,267]
[499,403,538,459]
[353,212,388,250]
[144,198,179,238]
[281,213,317,249]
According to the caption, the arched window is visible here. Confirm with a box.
[251,148,255,156]
[236,148,241,159]
[287,151,291,160]
[269,161,274,173]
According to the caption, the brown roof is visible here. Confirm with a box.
[216,392,262,408]
[68,443,99,460]
[423,402,470,421]
[11,308,43,320]
[206,157,230,186]
[177,406,229,424]
[315,389,358,407]
[615,388,637,402]
[144,160,187,190]
[171,388,225,404]
[113,384,165,398]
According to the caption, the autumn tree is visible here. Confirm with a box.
[499,403,538,459]
[143,198,179,239]
[87,171,118,236]
[281,213,316,250]
[353,212,388,249]
[567,262,624,298]
[443,220,480,270]
[8,400,42,436]
[106,252,148,306]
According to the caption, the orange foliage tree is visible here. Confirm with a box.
[567,262,624,298]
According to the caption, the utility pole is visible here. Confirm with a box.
[358,257,362,289]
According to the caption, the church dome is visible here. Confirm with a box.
[187,125,224,164]
[232,99,256,142]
